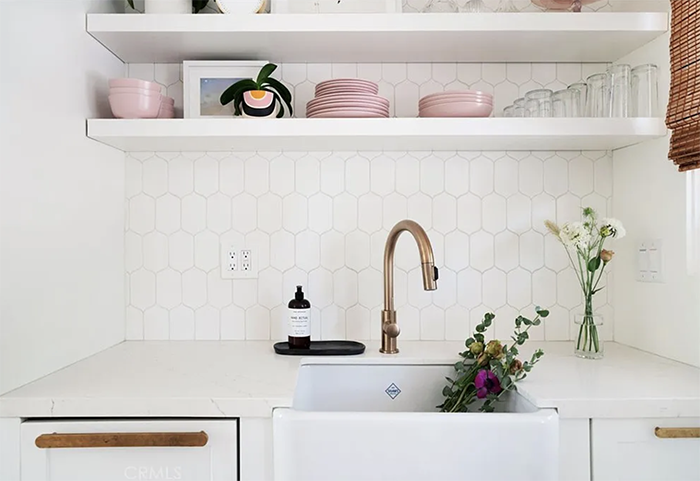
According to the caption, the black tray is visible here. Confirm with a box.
[273,340,366,356]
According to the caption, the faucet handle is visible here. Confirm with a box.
[383,322,400,338]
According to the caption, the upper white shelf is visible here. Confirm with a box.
[87,118,667,152]
[87,12,668,63]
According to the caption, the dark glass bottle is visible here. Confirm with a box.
[288,285,311,349]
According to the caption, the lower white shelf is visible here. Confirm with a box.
[87,118,668,152]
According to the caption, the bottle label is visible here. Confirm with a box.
[288,309,310,337]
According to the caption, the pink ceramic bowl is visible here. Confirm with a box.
[420,95,493,108]
[110,87,162,97]
[419,102,493,118]
[420,90,491,102]
[162,96,175,105]
[109,78,162,92]
[109,93,161,119]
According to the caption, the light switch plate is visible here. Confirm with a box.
[637,239,664,283]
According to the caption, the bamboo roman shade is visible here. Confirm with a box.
[667,0,700,172]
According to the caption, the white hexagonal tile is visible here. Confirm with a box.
[444,231,470,271]
[469,305,494,341]
[507,194,532,234]
[383,193,408,231]
[221,304,245,340]
[281,63,306,86]
[344,231,370,272]
[344,155,369,198]
[282,267,308,301]
[506,63,532,85]
[394,81,420,118]
[381,63,406,84]
[532,193,556,235]
[295,231,320,271]
[494,230,519,272]
[144,306,169,340]
[182,268,207,309]
[493,80,519,115]
[543,156,568,197]
[568,154,594,197]
[306,63,331,83]
[481,63,506,85]
[407,192,432,230]
[269,230,294,272]
[558,268,582,309]
[269,304,287,341]
[229,193,256,234]
[482,268,506,309]
[420,305,445,340]
[130,269,156,310]
[155,194,180,235]
[308,268,334,309]
[469,156,494,198]
[207,270,232,308]
[205,193,230,234]
[245,305,270,340]
[346,304,370,340]
[507,268,531,308]
[432,62,457,85]
[126,306,143,340]
[532,63,557,85]
[333,193,358,234]
[419,156,444,196]
[406,63,432,85]
[232,279,257,309]
[257,193,283,234]
[320,230,344,272]
[144,233,168,273]
[457,63,482,86]
[556,63,583,87]
[333,268,358,309]
[519,230,544,271]
[518,155,544,197]
[295,156,320,196]
[581,193,607,218]
[193,231,218,272]
[357,193,383,234]
[493,156,518,197]
[557,194,582,224]
[169,231,194,272]
[320,305,345,340]
[308,193,333,234]
[125,156,142,199]
[358,267,382,310]
[276,193,304,235]
[532,267,557,309]
[181,194,206,234]
[543,305,570,341]
[493,304,519,341]
[129,195,156,235]
[395,154,420,197]
[142,157,168,197]
[445,304,470,341]
[457,194,482,234]
[156,268,181,309]
[406,267,432,309]
[270,156,295,197]
[125,232,143,273]
[369,155,394,196]
[432,268,456,309]
[192,156,218,197]
[257,268,283,309]
[544,233,570,272]
[482,194,507,234]
[243,155,268,196]
[432,193,457,234]
[320,155,345,196]
[219,155,244,197]
[593,154,613,198]
[470,231,494,272]
[444,156,469,197]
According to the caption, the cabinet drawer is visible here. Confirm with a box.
[21,419,237,481]
[591,418,700,481]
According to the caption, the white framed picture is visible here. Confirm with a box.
[183,61,269,119]
[271,0,401,13]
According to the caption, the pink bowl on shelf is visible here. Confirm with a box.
[308,108,388,118]
[420,96,493,109]
[109,78,162,92]
[110,87,162,97]
[420,90,491,102]
[419,102,493,118]
[161,96,175,105]
[109,93,161,119]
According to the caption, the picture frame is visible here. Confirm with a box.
[183,61,270,119]
[271,0,401,14]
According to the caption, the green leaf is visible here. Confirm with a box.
[474,333,484,343]
[127,0,135,9]
[532,318,541,326]
[256,63,278,85]
[475,325,485,333]
[220,79,258,106]
[536,308,550,318]
[483,317,492,327]
[442,386,453,397]
[465,337,475,347]
[587,256,602,272]
[192,0,209,12]
[454,361,464,371]
[522,317,532,326]
[265,77,292,103]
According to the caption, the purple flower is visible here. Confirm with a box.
[475,369,502,399]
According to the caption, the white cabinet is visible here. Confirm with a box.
[20,419,238,481]
[591,418,700,481]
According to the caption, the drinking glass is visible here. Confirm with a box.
[608,64,631,118]
[503,105,515,117]
[553,89,581,117]
[524,89,553,117]
[460,0,486,12]
[568,82,588,117]
[496,0,518,12]
[586,73,609,118]
[631,64,659,117]
[421,0,459,12]
[513,97,526,117]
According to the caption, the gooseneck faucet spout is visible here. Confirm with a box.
[381,220,438,354]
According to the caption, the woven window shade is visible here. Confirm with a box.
[667,0,700,172]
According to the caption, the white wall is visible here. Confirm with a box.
[613,28,700,367]
[0,0,126,394]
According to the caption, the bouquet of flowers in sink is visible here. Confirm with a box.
[438,308,548,413]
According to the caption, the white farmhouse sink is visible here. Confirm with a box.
[273,362,559,481]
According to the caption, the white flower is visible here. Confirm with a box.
[559,222,591,250]
[600,218,626,239]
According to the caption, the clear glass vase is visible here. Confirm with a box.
[574,311,604,360]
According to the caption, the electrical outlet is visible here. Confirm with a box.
[637,239,664,283]
[221,243,257,279]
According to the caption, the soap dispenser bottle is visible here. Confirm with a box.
[288,285,311,349]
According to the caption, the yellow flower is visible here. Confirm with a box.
[485,340,504,359]
[544,220,561,237]
[470,341,484,355]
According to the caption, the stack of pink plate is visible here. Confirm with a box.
[418,91,494,118]
[108,78,175,119]
[307,79,389,118]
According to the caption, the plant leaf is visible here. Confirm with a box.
[265,77,293,104]
[587,256,602,272]
[256,63,278,85]
[127,0,135,9]
[220,79,258,106]
[192,0,208,12]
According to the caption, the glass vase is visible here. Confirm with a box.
[574,310,604,360]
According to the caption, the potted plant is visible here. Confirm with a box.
[219,63,294,118]
[126,0,209,14]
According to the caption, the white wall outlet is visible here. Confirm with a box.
[221,243,258,279]
[637,239,664,283]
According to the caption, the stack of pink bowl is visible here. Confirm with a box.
[306,79,389,118]
[108,78,175,119]
[418,91,494,118]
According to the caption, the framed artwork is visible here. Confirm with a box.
[183,61,269,118]
[271,0,401,13]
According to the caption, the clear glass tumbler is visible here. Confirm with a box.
[460,0,486,12]
[586,73,609,118]
[568,82,588,117]
[496,0,518,12]
[513,97,526,117]
[553,89,581,117]
[631,64,659,117]
[524,89,553,117]
[608,64,631,118]
[503,105,515,117]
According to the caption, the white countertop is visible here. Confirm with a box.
[1,341,698,419]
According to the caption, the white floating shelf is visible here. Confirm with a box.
[88,118,667,152]
[87,13,667,63]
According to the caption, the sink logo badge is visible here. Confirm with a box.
[385,383,401,400]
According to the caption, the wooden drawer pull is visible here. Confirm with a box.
[35,431,208,448]
[654,427,700,439]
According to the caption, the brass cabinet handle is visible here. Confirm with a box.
[654,427,700,439]
[35,431,208,449]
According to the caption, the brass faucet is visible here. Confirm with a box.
[381,220,438,354]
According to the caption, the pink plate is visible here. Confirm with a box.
[309,94,389,106]
[307,102,389,114]
[317,82,378,90]
[420,96,493,109]
[307,106,389,117]
[316,87,379,96]
[308,108,389,118]
[419,94,493,107]
[316,78,378,88]
[531,0,600,10]
[419,102,493,118]
[420,90,492,102]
